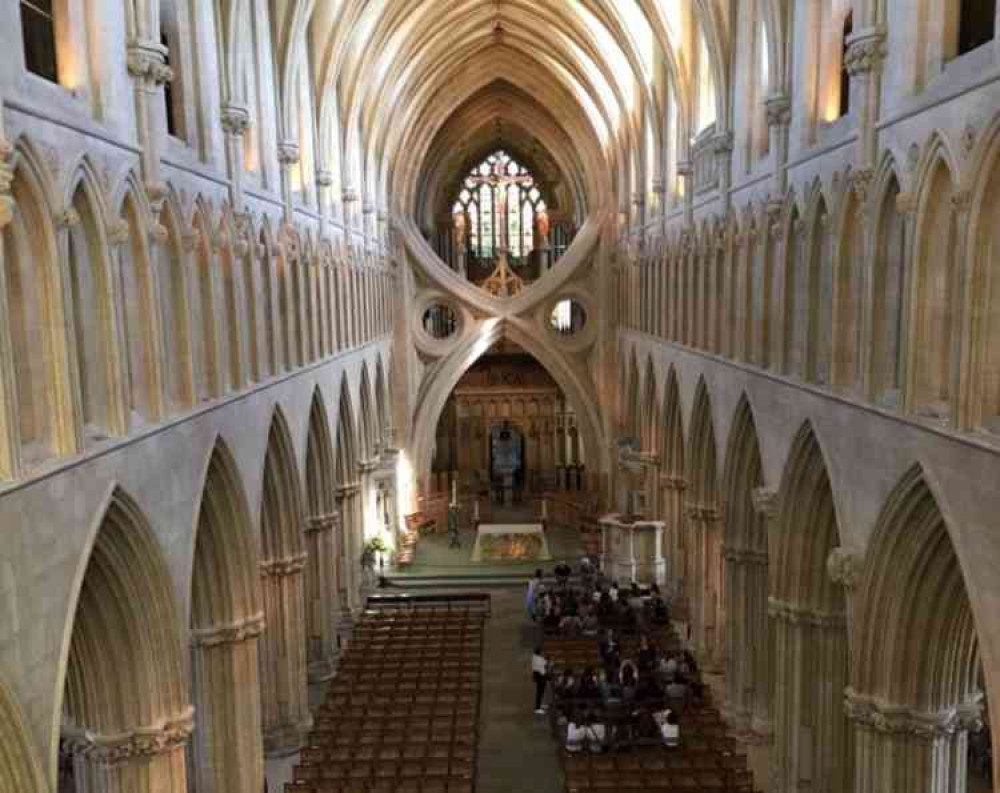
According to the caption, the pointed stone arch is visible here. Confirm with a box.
[0,677,46,793]
[658,366,687,596]
[685,378,723,666]
[771,421,851,793]
[640,356,661,454]
[116,180,162,424]
[258,407,309,754]
[303,388,341,681]
[157,194,195,412]
[65,167,127,443]
[374,354,388,445]
[625,348,641,439]
[847,466,987,790]
[334,377,362,617]
[720,395,770,740]
[59,487,191,792]
[2,141,73,474]
[908,141,961,421]
[191,206,220,401]
[358,361,376,459]
[868,159,907,408]
[188,438,264,793]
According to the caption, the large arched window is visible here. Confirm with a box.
[21,0,58,81]
[452,150,548,262]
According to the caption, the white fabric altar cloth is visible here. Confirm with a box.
[471,523,551,562]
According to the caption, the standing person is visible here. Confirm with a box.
[526,569,543,620]
[532,646,551,714]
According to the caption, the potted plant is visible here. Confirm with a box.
[361,536,389,579]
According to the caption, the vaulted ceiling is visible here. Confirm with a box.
[263,0,740,221]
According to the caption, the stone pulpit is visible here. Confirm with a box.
[598,513,667,586]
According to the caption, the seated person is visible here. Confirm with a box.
[566,710,587,753]
[576,667,601,701]
[620,660,639,701]
[635,674,663,703]
[608,581,620,602]
[581,606,601,637]
[542,603,562,632]
[559,612,583,637]
[665,677,690,707]
[598,630,620,666]
[660,653,679,680]
[634,707,661,742]
[636,635,658,673]
[597,590,614,617]
[554,668,578,700]
[660,710,680,747]
[554,561,572,583]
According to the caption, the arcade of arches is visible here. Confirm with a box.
[2,2,1000,793]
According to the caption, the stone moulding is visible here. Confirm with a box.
[767,596,846,628]
[843,688,983,737]
[260,553,308,578]
[826,546,864,589]
[305,512,340,533]
[61,707,195,765]
[192,611,266,647]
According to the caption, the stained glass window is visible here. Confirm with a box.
[451,150,550,262]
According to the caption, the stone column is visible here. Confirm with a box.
[765,94,792,199]
[126,39,172,208]
[190,614,266,793]
[316,170,334,240]
[846,691,983,793]
[659,475,687,594]
[259,553,311,755]
[336,482,363,617]
[722,487,775,744]
[0,151,20,479]
[62,709,193,793]
[304,512,340,682]
[769,598,850,793]
[276,142,300,225]
[342,188,360,236]
[221,104,251,214]
[684,504,722,663]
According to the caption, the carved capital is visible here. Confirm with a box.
[844,689,984,738]
[0,195,16,229]
[751,488,778,518]
[316,170,334,188]
[57,208,80,229]
[768,596,846,629]
[651,179,666,195]
[844,30,887,76]
[305,512,340,534]
[149,222,169,244]
[764,94,791,128]
[220,104,251,137]
[61,709,195,765]
[107,220,130,247]
[894,192,916,215]
[723,544,769,567]
[685,503,721,524]
[951,190,973,214]
[660,474,688,492]
[277,142,300,166]
[342,187,360,204]
[336,482,361,500]
[827,547,863,589]
[126,40,173,85]
[849,168,875,208]
[192,612,266,647]
[260,552,308,578]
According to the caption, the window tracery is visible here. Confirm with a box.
[451,150,548,264]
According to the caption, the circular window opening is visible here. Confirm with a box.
[549,299,587,336]
[422,303,459,340]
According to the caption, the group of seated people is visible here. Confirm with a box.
[529,561,706,755]
[551,633,704,752]
[529,561,671,637]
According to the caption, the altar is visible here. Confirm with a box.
[471,523,551,563]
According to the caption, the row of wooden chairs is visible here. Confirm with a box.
[564,751,747,773]
[291,609,484,793]
[565,770,752,793]
[301,743,477,763]
[286,780,472,793]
